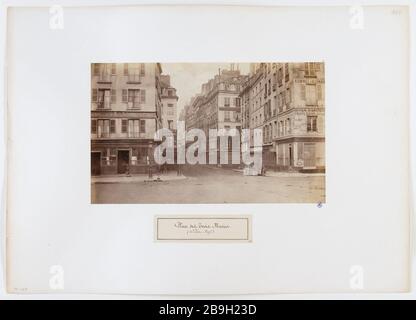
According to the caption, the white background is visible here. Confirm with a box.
[1,0,416,299]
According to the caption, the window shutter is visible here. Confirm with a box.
[93,64,100,76]
[121,120,128,133]
[110,120,116,133]
[111,89,116,103]
[91,120,97,134]
[122,89,128,103]
[92,89,98,102]
[140,120,146,133]
[124,63,129,76]
[140,90,146,103]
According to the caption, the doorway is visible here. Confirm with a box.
[91,152,101,176]
[288,144,293,166]
[117,150,130,174]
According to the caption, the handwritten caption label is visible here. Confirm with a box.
[155,216,251,242]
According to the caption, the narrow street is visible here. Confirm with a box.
[92,166,325,204]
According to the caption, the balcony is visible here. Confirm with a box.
[97,74,113,84]
[97,99,111,109]
[127,101,142,109]
[126,74,142,84]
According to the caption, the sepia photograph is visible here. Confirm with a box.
[91,63,325,204]
[3,2,412,300]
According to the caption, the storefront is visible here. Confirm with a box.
[91,139,156,175]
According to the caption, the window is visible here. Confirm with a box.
[125,63,144,78]
[91,120,97,134]
[287,118,291,134]
[224,111,230,121]
[168,103,174,108]
[304,62,318,77]
[110,120,116,134]
[168,120,173,129]
[128,119,139,138]
[93,64,100,76]
[111,89,116,103]
[140,120,146,133]
[140,90,146,103]
[235,98,241,107]
[97,89,111,109]
[92,88,98,102]
[307,116,318,132]
[286,88,291,104]
[128,89,141,108]
[97,119,110,138]
[111,64,116,75]
[277,68,283,86]
[122,89,128,103]
[224,97,230,107]
[284,63,289,82]
[121,119,128,133]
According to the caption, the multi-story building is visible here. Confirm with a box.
[160,75,178,131]
[240,62,325,172]
[184,67,247,164]
[90,63,165,175]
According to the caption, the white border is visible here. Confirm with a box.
[0,0,414,300]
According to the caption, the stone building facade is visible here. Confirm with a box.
[184,68,247,164]
[240,62,325,172]
[160,75,178,132]
[91,63,172,175]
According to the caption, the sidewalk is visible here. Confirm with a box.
[91,172,187,184]
[232,168,325,178]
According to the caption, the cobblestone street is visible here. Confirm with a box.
[92,166,325,204]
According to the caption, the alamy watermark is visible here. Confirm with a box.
[153,121,263,170]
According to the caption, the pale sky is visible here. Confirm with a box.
[161,63,250,118]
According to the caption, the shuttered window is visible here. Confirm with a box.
[110,120,116,134]
[307,116,318,132]
[140,120,146,133]
[93,64,100,76]
[91,89,98,102]
[122,89,128,103]
[128,120,139,138]
[91,120,97,134]
[121,120,128,133]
